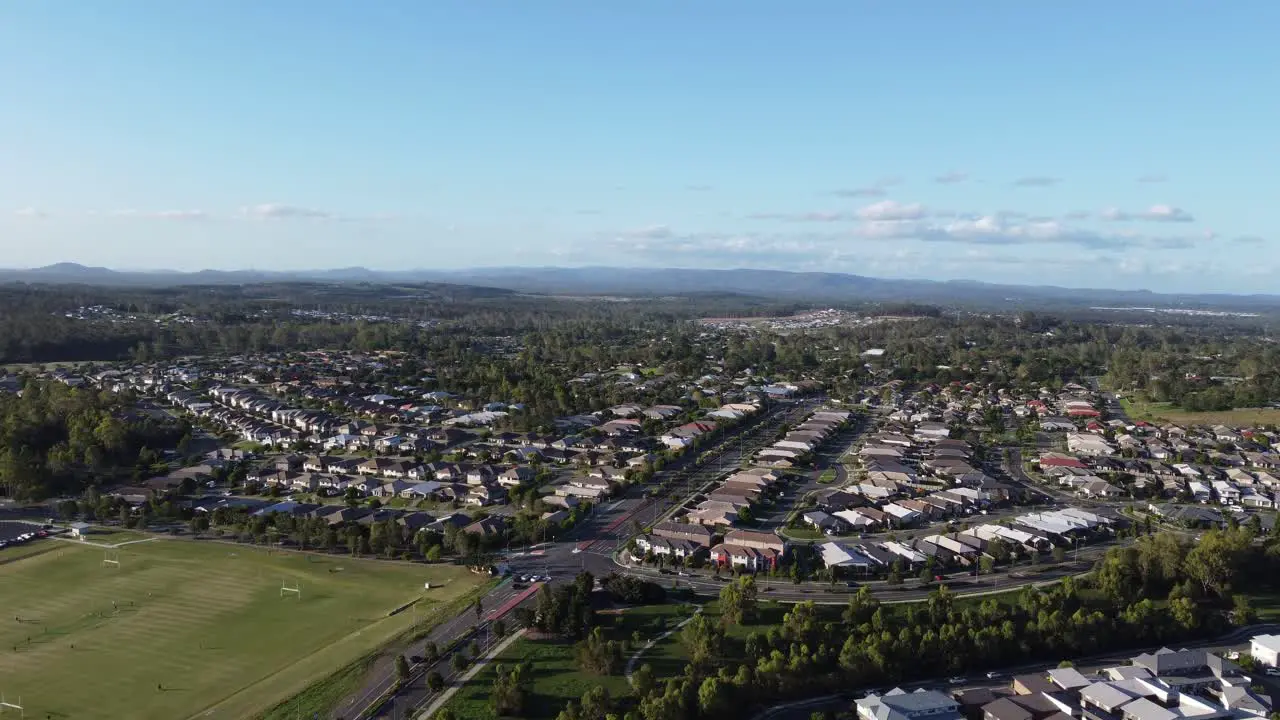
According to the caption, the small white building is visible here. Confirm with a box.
[1251,634,1280,668]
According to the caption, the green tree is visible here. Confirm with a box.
[632,663,655,696]
[396,655,410,683]
[426,671,445,692]
[719,576,758,625]
[698,677,730,718]
[680,614,725,668]
[1232,594,1258,626]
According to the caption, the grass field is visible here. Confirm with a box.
[0,538,486,720]
[445,604,694,720]
[1121,398,1280,427]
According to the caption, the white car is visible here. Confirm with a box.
[571,548,582,554]
[1267,668,1280,677]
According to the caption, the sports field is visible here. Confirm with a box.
[0,537,486,720]
[1120,398,1280,427]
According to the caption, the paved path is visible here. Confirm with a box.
[52,534,162,549]
[414,628,527,720]
[625,605,703,686]
[334,579,521,719]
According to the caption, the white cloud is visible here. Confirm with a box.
[1137,173,1169,183]
[111,209,209,220]
[856,200,928,221]
[241,203,333,220]
[934,171,969,184]
[1101,204,1195,223]
[851,214,1196,251]
[14,207,46,218]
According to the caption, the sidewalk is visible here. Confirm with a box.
[625,606,703,686]
[414,628,527,720]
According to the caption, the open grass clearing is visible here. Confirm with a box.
[0,538,485,720]
[1120,398,1280,427]
[1242,592,1280,622]
[445,603,694,720]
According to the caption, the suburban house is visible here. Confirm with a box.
[1251,634,1280,668]
[652,521,717,547]
[856,689,963,720]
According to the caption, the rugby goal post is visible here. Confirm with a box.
[280,579,301,600]
[102,549,121,568]
[0,691,24,718]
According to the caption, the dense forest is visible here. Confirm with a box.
[0,380,186,500]
[5,282,1280,413]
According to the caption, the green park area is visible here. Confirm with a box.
[1120,397,1280,427]
[0,538,487,720]
[445,603,695,720]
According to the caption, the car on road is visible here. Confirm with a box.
[948,676,967,684]
[1267,668,1280,677]
[986,671,1003,679]
[571,548,581,554]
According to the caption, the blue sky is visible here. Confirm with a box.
[2,1,1277,293]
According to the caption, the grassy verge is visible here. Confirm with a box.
[256,652,376,720]
[817,469,837,484]
[265,577,499,720]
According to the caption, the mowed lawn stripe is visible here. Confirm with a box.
[0,538,484,720]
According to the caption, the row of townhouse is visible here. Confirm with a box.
[163,387,300,446]
[754,408,853,466]
[198,495,510,538]
[820,507,1115,573]
[638,523,789,571]
[684,468,789,528]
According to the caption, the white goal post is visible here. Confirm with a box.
[102,549,121,568]
[0,691,24,718]
[280,579,301,600]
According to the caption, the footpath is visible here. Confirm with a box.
[414,628,527,719]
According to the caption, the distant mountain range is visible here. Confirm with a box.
[4,262,1279,312]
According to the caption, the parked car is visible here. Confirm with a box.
[986,671,1003,679]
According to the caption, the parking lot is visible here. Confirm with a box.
[0,520,47,549]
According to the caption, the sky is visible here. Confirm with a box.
[2,1,1278,293]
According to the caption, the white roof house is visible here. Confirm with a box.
[1251,634,1280,667]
